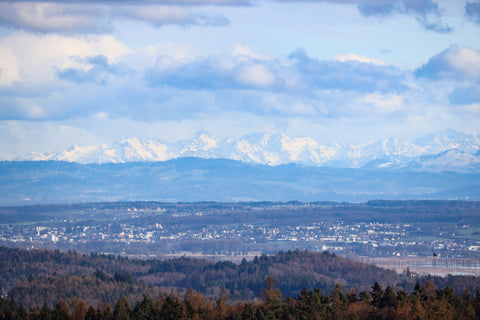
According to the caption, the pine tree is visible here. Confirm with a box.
[113,297,131,320]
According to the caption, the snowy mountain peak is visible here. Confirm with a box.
[17,130,480,172]
[415,129,477,153]
[194,131,218,149]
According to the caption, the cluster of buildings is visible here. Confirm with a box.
[1,206,477,260]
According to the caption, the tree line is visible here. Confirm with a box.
[1,277,479,320]
[3,246,480,307]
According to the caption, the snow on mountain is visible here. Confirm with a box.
[53,145,109,163]
[109,138,170,163]
[415,129,480,154]
[225,133,339,166]
[177,131,220,159]
[17,130,480,171]
[339,138,427,168]
[231,133,290,165]
[21,138,171,164]
[408,149,480,172]
[280,134,337,164]
[22,151,56,161]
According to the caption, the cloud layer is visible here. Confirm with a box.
[0,0,479,159]
[0,0,477,35]
[0,1,238,34]
[415,45,480,107]
[416,45,480,81]
[1,29,479,124]
[466,0,480,24]
[276,0,455,33]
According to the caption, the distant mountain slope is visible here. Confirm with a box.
[1,159,479,205]
[18,130,480,172]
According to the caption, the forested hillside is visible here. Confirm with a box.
[1,279,480,320]
[1,247,399,306]
[1,246,480,311]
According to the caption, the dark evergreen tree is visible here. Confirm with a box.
[132,295,155,320]
[85,306,100,320]
[381,286,397,308]
[159,295,184,320]
[37,302,52,320]
[241,303,256,320]
[370,282,383,308]
[52,299,69,320]
[113,297,131,320]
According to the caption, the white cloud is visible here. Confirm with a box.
[92,112,110,120]
[362,93,405,113]
[0,44,21,86]
[0,29,480,159]
[276,0,453,33]
[112,4,230,27]
[445,46,480,79]
[459,102,480,114]
[414,45,480,107]
[0,2,112,34]
[416,45,480,81]
[290,102,318,115]
[334,53,388,66]
[123,42,195,71]
[0,0,239,34]
[236,64,275,88]
[0,32,131,83]
[144,47,407,94]
[21,103,46,119]
[114,5,194,26]
[230,44,273,61]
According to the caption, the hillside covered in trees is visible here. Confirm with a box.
[1,246,480,311]
[1,246,399,307]
[1,278,480,320]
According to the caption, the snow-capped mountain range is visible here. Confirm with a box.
[19,129,480,171]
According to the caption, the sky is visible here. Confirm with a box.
[0,0,479,159]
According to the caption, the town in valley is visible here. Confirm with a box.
[1,201,479,276]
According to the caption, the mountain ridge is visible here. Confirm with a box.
[1,158,480,205]
[17,130,480,172]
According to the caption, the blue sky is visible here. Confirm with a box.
[0,0,479,159]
